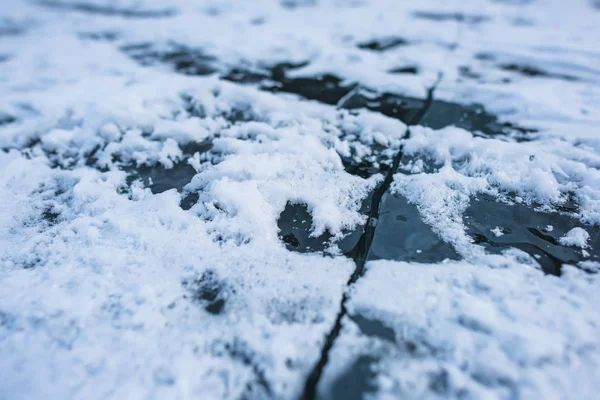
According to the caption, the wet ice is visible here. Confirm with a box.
[2,0,600,399]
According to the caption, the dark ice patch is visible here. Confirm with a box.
[465,194,599,275]
[120,139,210,204]
[458,65,482,80]
[78,31,119,41]
[428,368,457,396]
[357,36,410,52]
[499,63,580,82]
[412,11,490,24]
[336,125,396,179]
[476,53,581,82]
[328,355,380,400]
[261,67,535,137]
[475,52,496,61]
[369,192,460,263]
[420,98,537,139]
[220,339,273,398]
[137,56,533,139]
[182,270,231,315]
[281,0,317,9]
[259,67,428,123]
[179,192,199,211]
[35,1,177,18]
[121,42,218,76]
[341,159,382,179]
[338,89,429,124]
[222,67,270,84]
[267,73,355,106]
[277,202,365,254]
[0,19,27,37]
[21,256,43,270]
[41,206,61,225]
[341,150,391,179]
[350,313,396,343]
[0,113,16,126]
[388,65,419,74]
[180,138,213,157]
[125,162,197,194]
[250,17,267,25]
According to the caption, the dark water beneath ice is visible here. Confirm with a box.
[465,194,599,275]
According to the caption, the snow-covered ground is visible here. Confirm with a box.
[1,1,599,399]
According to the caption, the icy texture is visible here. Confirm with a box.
[1,0,600,399]
[393,125,600,258]
[320,259,600,400]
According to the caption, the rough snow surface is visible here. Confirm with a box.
[319,259,600,400]
[1,0,599,399]
[560,227,590,248]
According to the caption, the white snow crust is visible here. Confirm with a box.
[560,227,590,248]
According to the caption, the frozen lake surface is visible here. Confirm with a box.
[1,0,600,399]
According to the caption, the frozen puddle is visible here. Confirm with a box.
[121,42,535,139]
[125,162,197,195]
[369,192,459,263]
[466,194,599,276]
[1,0,600,399]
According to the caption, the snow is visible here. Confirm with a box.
[491,226,504,237]
[0,150,355,399]
[559,227,590,248]
[1,0,599,398]
[319,259,600,400]
[392,125,600,257]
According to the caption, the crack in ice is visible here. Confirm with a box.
[299,74,443,400]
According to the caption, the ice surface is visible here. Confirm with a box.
[1,0,599,399]
[319,259,600,400]
[464,194,599,275]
